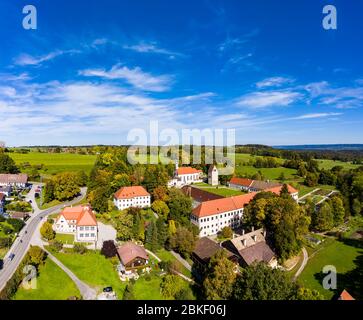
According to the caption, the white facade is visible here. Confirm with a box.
[114,195,151,210]
[208,166,219,186]
[53,216,98,242]
[191,209,243,237]
[75,225,98,242]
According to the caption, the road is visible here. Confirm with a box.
[293,247,308,281]
[0,185,87,292]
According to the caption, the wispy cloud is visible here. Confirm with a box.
[256,76,295,88]
[79,64,173,92]
[236,90,302,109]
[14,50,79,66]
[293,112,342,120]
[123,41,182,59]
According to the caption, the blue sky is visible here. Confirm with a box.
[0,0,363,146]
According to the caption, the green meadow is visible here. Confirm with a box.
[8,152,97,175]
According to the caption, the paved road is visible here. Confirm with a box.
[0,186,87,292]
[43,248,96,300]
[293,247,308,281]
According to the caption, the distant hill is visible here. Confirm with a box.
[274,144,363,151]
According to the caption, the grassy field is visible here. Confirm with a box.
[8,152,97,175]
[194,182,244,198]
[317,159,361,171]
[13,258,81,300]
[133,275,164,300]
[54,233,75,244]
[51,250,127,298]
[298,237,362,299]
[155,248,192,278]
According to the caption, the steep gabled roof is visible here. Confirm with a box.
[58,205,97,226]
[338,289,355,300]
[114,186,150,199]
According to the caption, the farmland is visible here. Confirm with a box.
[7,152,97,176]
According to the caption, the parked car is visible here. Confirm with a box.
[9,253,15,261]
[103,287,113,293]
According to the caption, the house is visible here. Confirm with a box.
[168,161,203,187]
[116,242,149,272]
[9,211,30,221]
[113,186,150,210]
[337,289,355,300]
[0,186,12,197]
[222,228,278,268]
[208,165,219,186]
[228,177,280,193]
[192,237,238,273]
[53,205,98,242]
[0,174,28,188]
[191,184,299,236]
[0,193,5,215]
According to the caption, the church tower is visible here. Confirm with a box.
[208,165,219,186]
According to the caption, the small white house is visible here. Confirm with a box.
[113,186,151,210]
[168,162,203,188]
[54,205,98,242]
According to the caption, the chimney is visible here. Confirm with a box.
[251,226,254,232]
[242,229,245,235]
[263,230,267,238]
[242,239,247,246]
[253,235,257,242]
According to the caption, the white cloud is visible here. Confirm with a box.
[123,41,182,59]
[14,50,79,66]
[79,64,172,92]
[256,77,295,88]
[293,113,342,120]
[236,90,301,109]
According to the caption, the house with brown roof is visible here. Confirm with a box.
[9,211,30,221]
[54,205,98,242]
[190,184,298,236]
[228,177,281,193]
[192,237,238,273]
[0,174,28,188]
[222,228,278,268]
[116,242,149,273]
[113,186,151,210]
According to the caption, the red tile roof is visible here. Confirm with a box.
[114,186,150,199]
[58,205,97,226]
[229,177,254,187]
[177,167,202,175]
[192,184,297,218]
[264,184,299,195]
[338,289,355,300]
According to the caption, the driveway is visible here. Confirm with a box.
[96,222,117,249]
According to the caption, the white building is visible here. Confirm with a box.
[113,186,151,210]
[208,165,219,186]
[54,205,98,242]
[191,185,299,236]
[168,161,203,188]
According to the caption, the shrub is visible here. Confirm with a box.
[100,240,117,258]
[49,240,63,252]
[73,243,88,254]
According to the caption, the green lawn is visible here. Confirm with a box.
[13,258,81,300]
[298,237,362,299]
[51,250,127,298]
[8,152,97,176]
[155,248,192,278]
[133,275,164,300]
[194,183,245,197]
[55,233,75,244]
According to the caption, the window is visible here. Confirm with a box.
[80,234,84,237]
[80,226,84,231]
